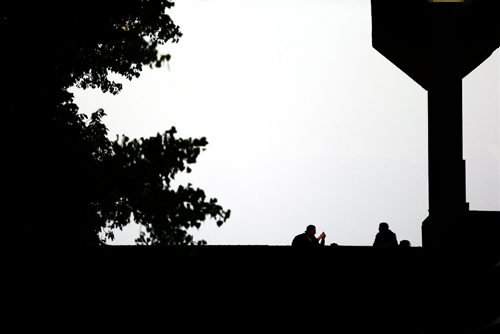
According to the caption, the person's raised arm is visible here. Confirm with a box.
[317,232,326,246]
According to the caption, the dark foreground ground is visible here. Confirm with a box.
[9,245,500,333]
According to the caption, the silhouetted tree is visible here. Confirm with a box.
[2,1,230,247]
[70,108,230,246]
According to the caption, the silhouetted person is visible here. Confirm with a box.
[373,222,398,247]
[292,225,326,247]
[399,239,411,248]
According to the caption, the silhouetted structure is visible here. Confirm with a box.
[371,0,500,250]
[371,0,500,332]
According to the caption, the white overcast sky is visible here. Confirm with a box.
[70,0,499,247]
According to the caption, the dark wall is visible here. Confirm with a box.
[11,245,499,333]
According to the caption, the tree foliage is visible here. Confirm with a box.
[2,1,230,247]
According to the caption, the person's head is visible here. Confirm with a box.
[379,222,389,231]
[399,240,411,248]
[305,225,316,237]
